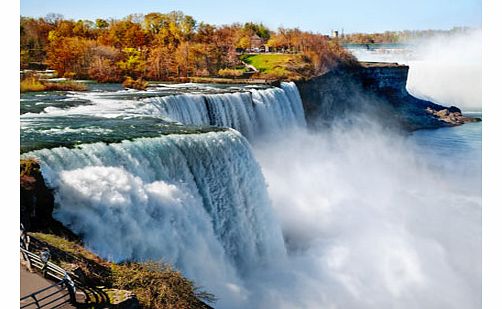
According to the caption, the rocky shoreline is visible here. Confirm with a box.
[425,106,481,125]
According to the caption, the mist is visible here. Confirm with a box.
[29,40,482,307]
[350,29,482,111]
[249,117,481,308]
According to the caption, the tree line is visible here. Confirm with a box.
[21,12,357,81]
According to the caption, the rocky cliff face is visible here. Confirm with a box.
[359,62,409,97]
[20,158,77,239]
[296,62,480,130]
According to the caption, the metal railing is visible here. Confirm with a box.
[20,278,73,309]
[20,241,76,308]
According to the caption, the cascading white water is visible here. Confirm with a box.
[24,130,287,307]
[280,81,308,127]
[205,92,256,139]
[21,69,480,308]
[142,82,306,139]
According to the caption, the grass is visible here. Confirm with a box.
[240,53,313,79]
[20,75,87,92]
[111,262,215,308]
[28,233,214,308]
[31,232,101,263]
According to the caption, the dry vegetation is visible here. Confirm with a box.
[122,76,149,90]
[20,74,87,92]
[30,233,215,309]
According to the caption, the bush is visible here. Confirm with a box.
[217,68,245,78]
[20,158,40,177]
[20,75,87,92]
[43,81,87,91]
[20,76,46,92]
[123,76,148,90]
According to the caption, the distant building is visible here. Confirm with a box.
[250,34,265,52]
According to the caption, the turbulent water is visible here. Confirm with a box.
[21,82,305,152]
[251,118,481,308]
[21,41,481,309]
[25,131,286,306]
[141,82,306,139]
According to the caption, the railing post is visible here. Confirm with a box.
[20,224,30,250]
[21,244,79,307]
[64,273,77,304]
[30,294,40,309]
[40,248,51,278]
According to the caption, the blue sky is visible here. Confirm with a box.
[20,0,481,34]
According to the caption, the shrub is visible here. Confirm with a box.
[20,158,40,177]
[20,76,46,92]
[217,68,245,78]
[20,74,87,92]
[43,81,87,91]
[122,76,148,90]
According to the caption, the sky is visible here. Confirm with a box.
[20,0,481,34]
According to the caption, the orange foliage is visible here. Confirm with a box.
[46,37,96,78]
[22,11,358,81]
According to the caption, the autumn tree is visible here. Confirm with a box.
[117,47,146,78]
[174,42,192,77]
[98,20,146,49]
[243,22,270,40]
[145,46,174,80]
[21,10,359,81]
[95,19,109,29]
[46,36,96,78]
[89,45,122,82]
[20,17,54,67]
[214,25,241,67]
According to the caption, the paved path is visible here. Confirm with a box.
[241,61,259,73]
[20,263,74,308]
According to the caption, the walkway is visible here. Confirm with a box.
[20,263,74,308]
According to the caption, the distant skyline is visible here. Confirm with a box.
[20,0,481,34]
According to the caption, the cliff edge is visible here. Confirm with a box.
[296,62,480,130]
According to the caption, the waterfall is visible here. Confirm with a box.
[142,82,306,138]
[23,130,286,300]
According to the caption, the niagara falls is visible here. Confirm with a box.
[15,1,489,309]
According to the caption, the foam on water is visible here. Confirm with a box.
[24,130,286,307]
[141,82,306,139]
[21,63,480,308]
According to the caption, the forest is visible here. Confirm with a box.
[20,12,357,83]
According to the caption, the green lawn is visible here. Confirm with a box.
[240,53,309,79]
